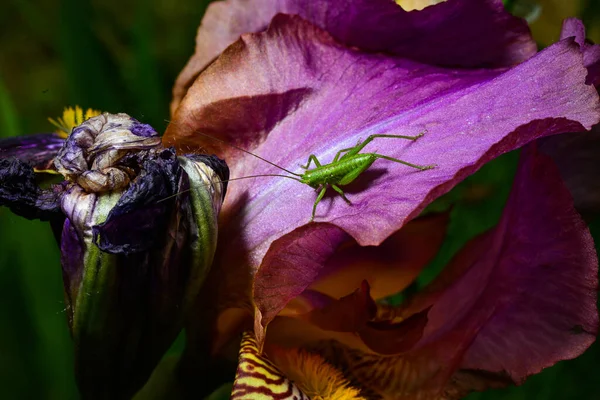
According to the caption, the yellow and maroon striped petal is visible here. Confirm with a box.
[232,332,309,400]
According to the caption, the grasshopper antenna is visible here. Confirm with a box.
[157,173,303,203]
[164,120,302,177]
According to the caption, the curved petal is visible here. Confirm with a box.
[198,213,446,354]
[309,212,449,301]
[295,281,378,333]
[172,0,536,110]
[255,213,448,334]
[253,223,350,343]
[166,14,599,280]
[561,18,600,86]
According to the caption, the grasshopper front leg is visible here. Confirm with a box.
[331,184,351,204]
[311,185,328,222]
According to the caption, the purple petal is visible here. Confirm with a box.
[0,133,65,171]
[172,0,535,111]
[165,15,599,275]
[560,18,600,86]
[130,122,159,138]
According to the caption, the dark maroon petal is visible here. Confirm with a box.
[560,18,600,86]
[172,0,535,111]
[254,222,351,338]
[539,125,600,217]
[398,144,598,385]
[166,15,599,284]
[0,132,65,171]
[299,281,377,332]
[296,281,429,354]
[455,145,598,381]
[538,19,600,217]
[360,308,430,355]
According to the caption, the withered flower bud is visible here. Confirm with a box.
[0,113,228,399]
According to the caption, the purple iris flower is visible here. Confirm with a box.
[1,1,598,398]
[160,0,599,398]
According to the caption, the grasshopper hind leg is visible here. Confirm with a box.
[375,154,435,170]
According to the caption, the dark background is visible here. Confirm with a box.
[0,0,598,398]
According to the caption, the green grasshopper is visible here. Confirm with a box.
[182,131,434,221]
[289,133,434,221]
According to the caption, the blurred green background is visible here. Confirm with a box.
[0,0,598,399]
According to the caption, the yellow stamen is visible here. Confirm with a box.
[32,168,61,175]
[396,0,447,11]
[271,347,366,400]
[48,106,101,137]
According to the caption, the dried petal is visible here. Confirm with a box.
[0,133,65,171]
